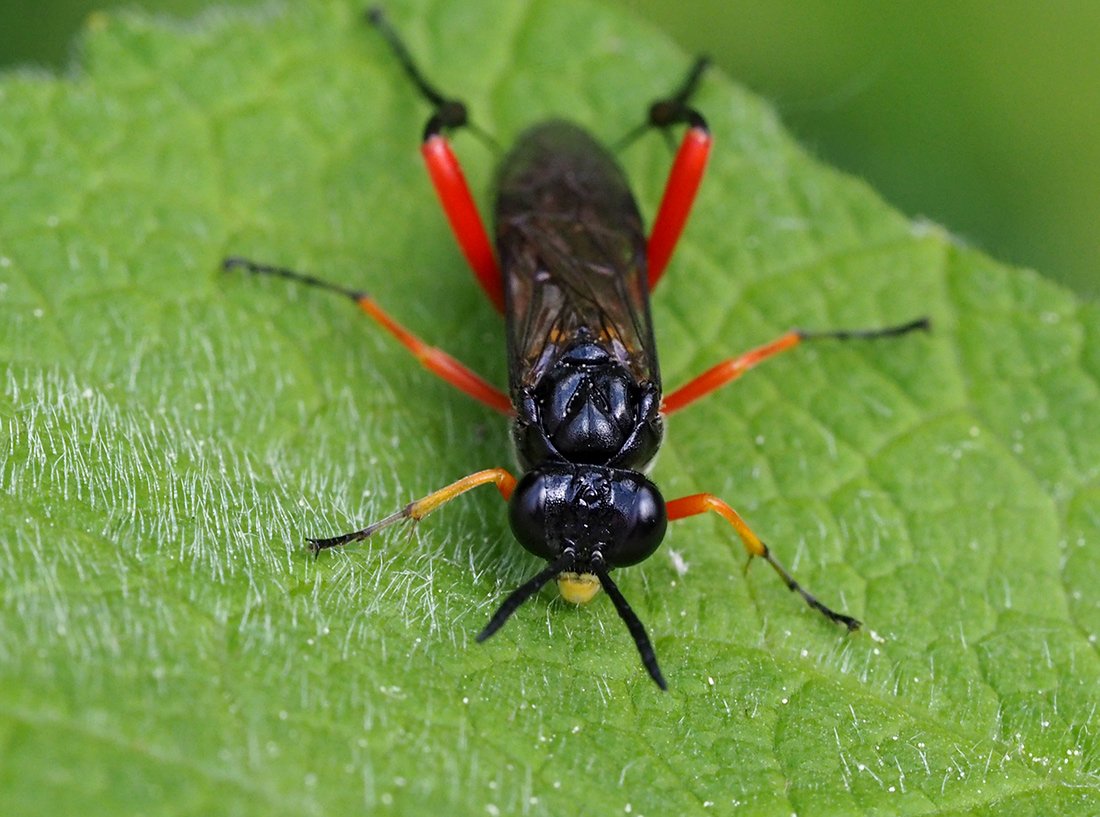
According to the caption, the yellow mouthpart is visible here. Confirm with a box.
[557,572,601,604]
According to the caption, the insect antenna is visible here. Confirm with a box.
[477,550,576,642]
[594,564,667,690]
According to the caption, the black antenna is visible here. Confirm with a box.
[595,564,667,690]
[477,550,576,642]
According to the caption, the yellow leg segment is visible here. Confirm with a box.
[309,468,517,553]
[408,468,517,518]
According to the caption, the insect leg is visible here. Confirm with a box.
[223,258,512,415]
[618,57,713,290]
[368,7,503,312]
[661,317,930,415]
[666,493,860,630]
[308,467,517,553]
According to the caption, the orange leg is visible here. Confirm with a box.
[617,57,713,291]
[223,258,512,415]
[661,318,929,415]
[647,124,711,290]
[356,291,511,414]
[368,8,504,312]
[421,135,503,312]
[666,492,860,629]
[307,467,517,553]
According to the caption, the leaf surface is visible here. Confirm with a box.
[1,1,1098,814]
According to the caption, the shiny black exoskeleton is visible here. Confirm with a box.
[508,337,666,573]
[509,461,667,571]
[496,122,670,580]
[511,337,663,470]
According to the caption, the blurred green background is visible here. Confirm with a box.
[3,0,1096,296]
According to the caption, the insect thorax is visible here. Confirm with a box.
[512,339,663,471]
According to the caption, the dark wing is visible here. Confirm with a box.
[495,121,658,394]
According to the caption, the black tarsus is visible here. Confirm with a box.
[305,506,411,556]
[223,257,367,303]
[798,316,931,342]
[757,543,861,632]
[367,5,501,148]
[617,55,711,152]
[647,55,710,130]
[367,6,452,110]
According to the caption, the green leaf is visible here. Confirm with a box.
[2,1,1098,815]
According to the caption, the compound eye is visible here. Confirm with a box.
[508,471,557,560]
[608,479,667,567]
